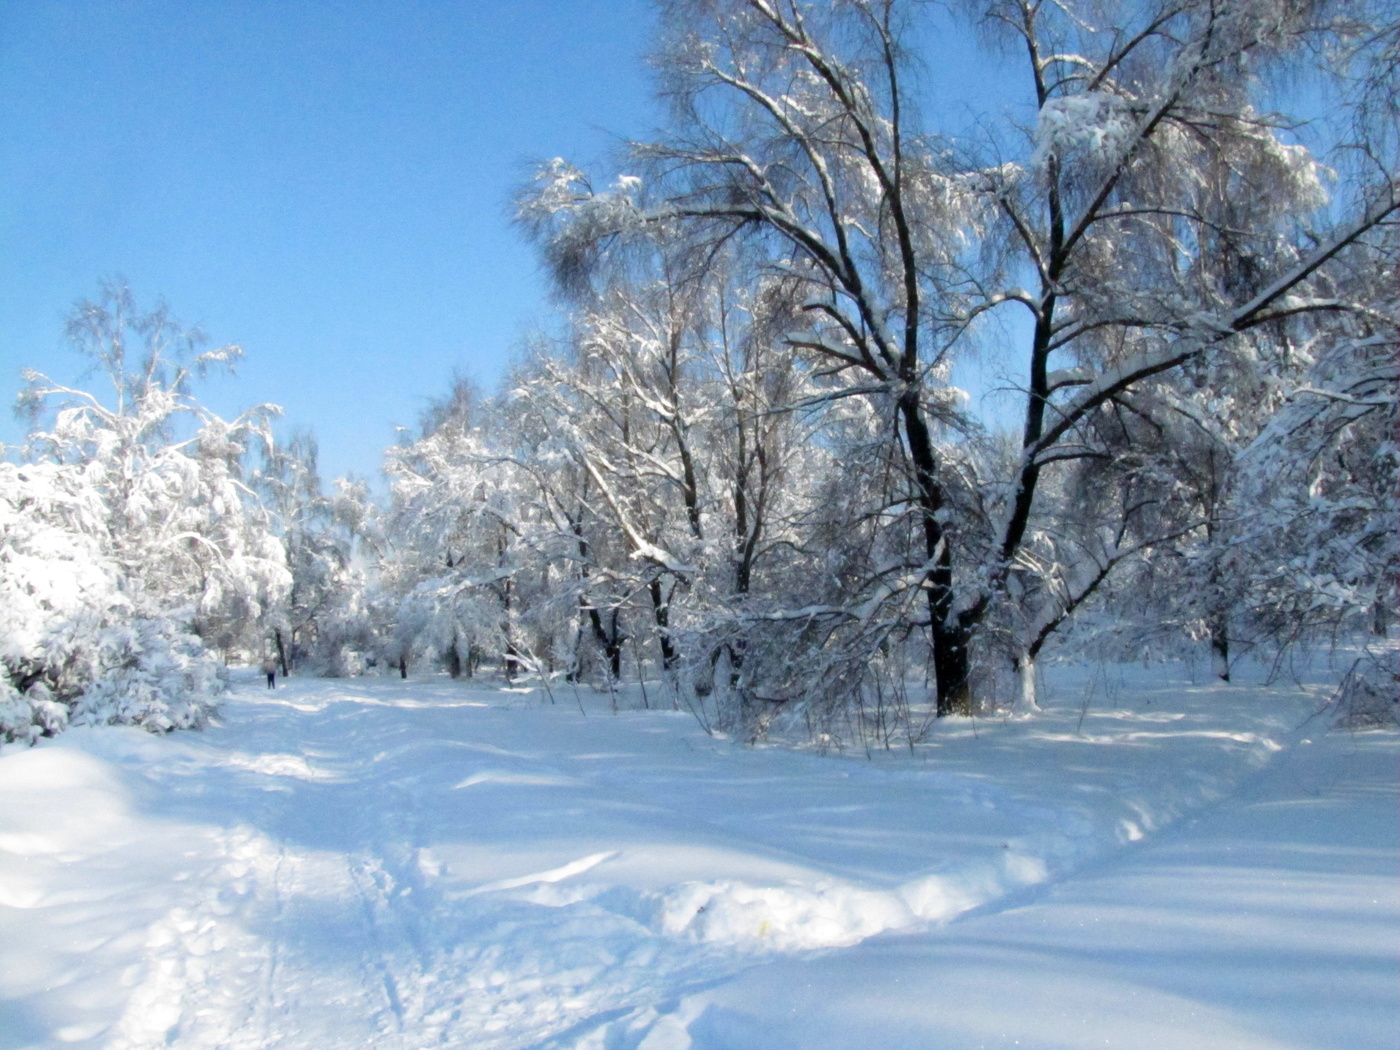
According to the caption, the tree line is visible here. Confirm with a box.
[3,0,1394,745]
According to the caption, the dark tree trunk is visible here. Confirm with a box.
[447,642,462,679]
[399,655,407,679]
[1209,621,1231,682]
[274,628,290,678]
[649,577,679,673]
[586,605,624,682]
[932,627,972,717]
[608,610,623,680]
[898,390,971,716]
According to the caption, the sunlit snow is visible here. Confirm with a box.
[1,660,1393,1049]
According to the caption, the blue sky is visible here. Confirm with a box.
[0,0,664,480]
[0,1,1026,482]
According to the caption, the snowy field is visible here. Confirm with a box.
[0,661,1395,1050]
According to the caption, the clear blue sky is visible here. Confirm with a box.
[0,1,1024,482]
[0,0,665,481]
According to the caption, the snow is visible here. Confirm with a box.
[598,727,1398,1050]
[1032,91,1136,171]
[0,660,1394,1049]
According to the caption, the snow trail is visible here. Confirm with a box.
[0,661,1367,1049]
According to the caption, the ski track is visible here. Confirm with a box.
[0,662,1353,1049]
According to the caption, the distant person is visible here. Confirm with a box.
[262,656,277,689]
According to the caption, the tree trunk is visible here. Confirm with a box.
[1209,621,1230,682]
[608,610,623,681]
[586,605,623,682]
[399,655,407,680]
[649,577,679,673]
[447,641,462,679]
[932,630,972,717]
[274,628,290,678]
[1015,653,1041,712]
[898,390,972,716]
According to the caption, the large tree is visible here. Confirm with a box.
[523,0,1397,714]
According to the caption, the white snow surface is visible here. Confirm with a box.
[0,662,1394,1050]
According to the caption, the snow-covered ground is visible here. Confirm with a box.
[0,661,1394,1050]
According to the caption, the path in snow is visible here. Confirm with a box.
[0,661,1380,1049]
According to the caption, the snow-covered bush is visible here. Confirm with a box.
[0,461,224,744]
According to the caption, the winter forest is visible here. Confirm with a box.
[0,1,1397,1047]
[5,0,1394,744]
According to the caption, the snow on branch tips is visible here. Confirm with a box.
[1,283,293,744]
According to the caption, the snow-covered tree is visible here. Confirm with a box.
[2,283,289,743]
[521,1,983,713]
[261,432,371,675]
[521,0,1398,717]
[378,379,539,679]
[18,283,290,652]
[1233,232,1398,646]
[945,0,1397,701]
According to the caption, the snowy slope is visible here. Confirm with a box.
[0,662,1392,1049]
